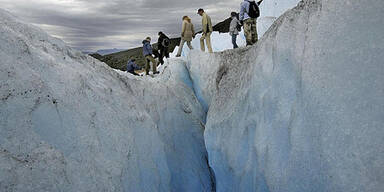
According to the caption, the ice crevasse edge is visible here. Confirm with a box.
[183,0,384,191]
[0,0,383,191]
[0,8,213,192]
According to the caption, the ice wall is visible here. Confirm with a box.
[0,10,212,192]
[186,0,384,191]
[258,0,301,35]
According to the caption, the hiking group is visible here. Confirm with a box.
[127,0,263,76]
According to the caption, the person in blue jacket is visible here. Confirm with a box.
[126,59,142,76]
[142,37,159,75]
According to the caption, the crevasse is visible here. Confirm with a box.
[1,0,384,191]
[183,0,384,191]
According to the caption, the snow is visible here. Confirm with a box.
[0,9,212,191]
[183,0,384,191]
[171,31,247,58]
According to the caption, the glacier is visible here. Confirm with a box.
[1,0,384,191]
[0,10,212,192]
[184,0,384,191]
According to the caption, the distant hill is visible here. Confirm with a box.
[91,16,233,71]
[83,48,126,56]
[92,38,181,70]
[96,48,126,56]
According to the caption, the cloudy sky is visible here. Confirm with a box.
[1,0,242,51]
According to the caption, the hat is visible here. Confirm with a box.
[145,37,151,41]
[197,8,204,14]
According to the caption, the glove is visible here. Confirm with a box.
[240,20,244,26]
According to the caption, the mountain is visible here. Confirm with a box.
[95,48,126,56]
[93,37,181,70]
[83,49,126,56]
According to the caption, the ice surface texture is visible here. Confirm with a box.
[0,10,212,192]
[184,0,384,191]
[1,0,384,191]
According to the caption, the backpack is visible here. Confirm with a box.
[235,14,242,32]
[236,23,242,32]
[247,1,260,18]
[162,38,170,48]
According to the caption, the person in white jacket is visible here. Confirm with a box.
[229,12,241,49]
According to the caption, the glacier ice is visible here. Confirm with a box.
[0,10,212,192]
[184,0,384,191]
[1,0,384,191]
[258,0,301,36]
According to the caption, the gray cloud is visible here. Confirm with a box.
[1,0,241,51]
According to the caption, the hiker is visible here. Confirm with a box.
[126,59,142,76]
[176,16,195,57]
[197,8,213,53]
[142,37,159,75]
[239,0,263,46]
[157,31,170,65]
[229,12,241,49]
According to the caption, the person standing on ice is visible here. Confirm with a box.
[229,12,241,49]
[142,37,159,75]
[157,31,170,65]
[239,0,263,46]
[197,8,213,53]
[176,16,195,57]
[126,59,142,76]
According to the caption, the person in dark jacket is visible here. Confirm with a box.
[126,59,142,76]
[157,31,170,65]
[142,37,159,75]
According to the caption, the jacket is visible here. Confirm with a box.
[201,13,213,34]
[142,40,153,56]
[127,60,141,72]
[239,0,263,21]
[229,17,240,35]
[157,33,170,50]
[181,20,195,41]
